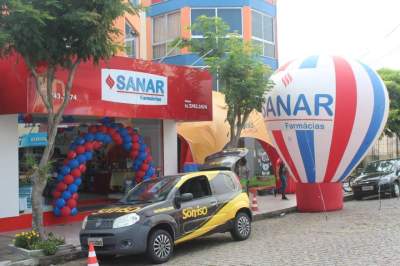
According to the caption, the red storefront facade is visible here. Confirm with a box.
[0,55,212,231]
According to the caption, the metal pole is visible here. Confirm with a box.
[158,39,182,63]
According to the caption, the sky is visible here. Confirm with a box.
[277,0,400,69]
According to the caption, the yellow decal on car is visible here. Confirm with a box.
[182,206,208,220]
[95,206,141,214]
[153,206,174,214]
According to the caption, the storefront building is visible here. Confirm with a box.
[0,54,212,229]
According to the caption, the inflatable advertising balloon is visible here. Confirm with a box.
[263,55,389,211]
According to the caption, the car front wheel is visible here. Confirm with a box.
[231,212,251,241]
[147,229,174,264]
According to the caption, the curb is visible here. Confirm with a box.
[253,206,298,221]
[253,194,354,222]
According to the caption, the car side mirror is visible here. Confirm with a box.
[180,193,194,202]
[174,193,193,208]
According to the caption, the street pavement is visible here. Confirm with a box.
[59,197,400,266]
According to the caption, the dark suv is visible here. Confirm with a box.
[351,159,400,200]
[80,170,251,264]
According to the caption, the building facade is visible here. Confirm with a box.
[118,0,278,76]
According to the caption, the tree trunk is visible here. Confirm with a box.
[29,61,80,238]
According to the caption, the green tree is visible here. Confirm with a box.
[0,0,140,238]
[177,16,272,148]
[378,69,400,139]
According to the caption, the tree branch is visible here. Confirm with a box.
[25,58,52,111]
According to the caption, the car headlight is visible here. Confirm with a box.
[379,176,391,184]
[82,216,88,230]
[113,213,140,229]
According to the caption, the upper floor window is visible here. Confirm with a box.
[152,11,181,59]
[125,22,138,58]
[191,8,242,37]
[251,10,275,58]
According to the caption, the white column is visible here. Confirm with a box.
[163,120,178,175]
[0,114,19,218]
[139,10,147,60]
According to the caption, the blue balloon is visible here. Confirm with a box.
[74,178,82,186]
[123,143,132,151]
[139,144,146,152]
[69,143,77,150]
[68,159,79,169]
[123,135,132,143]
[110,123,118,129]
[62,191,72,200]
[94,132,104,141]
[76,154,86,164]
[120,128,128,136]
[103,135,112,144]
[56,174,64,182]
[56,198,66,208]
[133,164,140,171]
[53,207,61,217]
[76,137,85,145]
[101,117,111,124]
[147,168,155,177]
[68,184,78,193]
[84,151,93,160]
[84,133,95,142]
[61,166,71,175]
[71,208,78,216]
[139,152,147,160]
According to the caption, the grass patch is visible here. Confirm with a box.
[240,175,276,188]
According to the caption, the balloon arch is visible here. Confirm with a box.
[52,118,156,217]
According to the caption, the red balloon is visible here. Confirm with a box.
[151,175,157,180]
[63,175,74,185]
[93,141,102,150]
[67,199,77,208]
[127,127,134,134]
[144,156,153,163]
[114,137,123,145]
[99,125,107,133]
[75,145,85,154]
[107,128,116,135]
[67,151,77,159]
[79,164,87,173]
[145,147,151,153]
[132,135,139,142]
[63,159,69,165]
[129,150,139,159]
[52,191,61,198]
[71,169,81,178]
[88,125,97,133]
[56,182,67,192]
[136,171,145,178]
[72,193,79,200]
[133,143,140,149]
[141,164,149,171]
[84,142,94,151]
[61,206,71,217]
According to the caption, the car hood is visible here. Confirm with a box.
[356,172,392,182]
[88,203,149,219]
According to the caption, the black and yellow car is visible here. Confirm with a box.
[80,150,252,264]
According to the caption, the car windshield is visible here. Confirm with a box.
[364,160,395,173]
[120,176,180,204]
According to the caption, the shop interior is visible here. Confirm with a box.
[18,116,163,213]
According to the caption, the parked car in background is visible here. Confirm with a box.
[351,159,400,200]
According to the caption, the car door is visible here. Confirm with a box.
[176,175,218,236]
[210,172,241,225]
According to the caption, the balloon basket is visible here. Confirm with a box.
[296,182,343,212]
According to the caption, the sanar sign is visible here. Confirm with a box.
[101,69,168,105]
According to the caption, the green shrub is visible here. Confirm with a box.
[35,240,58,256]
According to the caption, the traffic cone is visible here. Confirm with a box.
[87,243,99,266]
[251,191,259,212]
